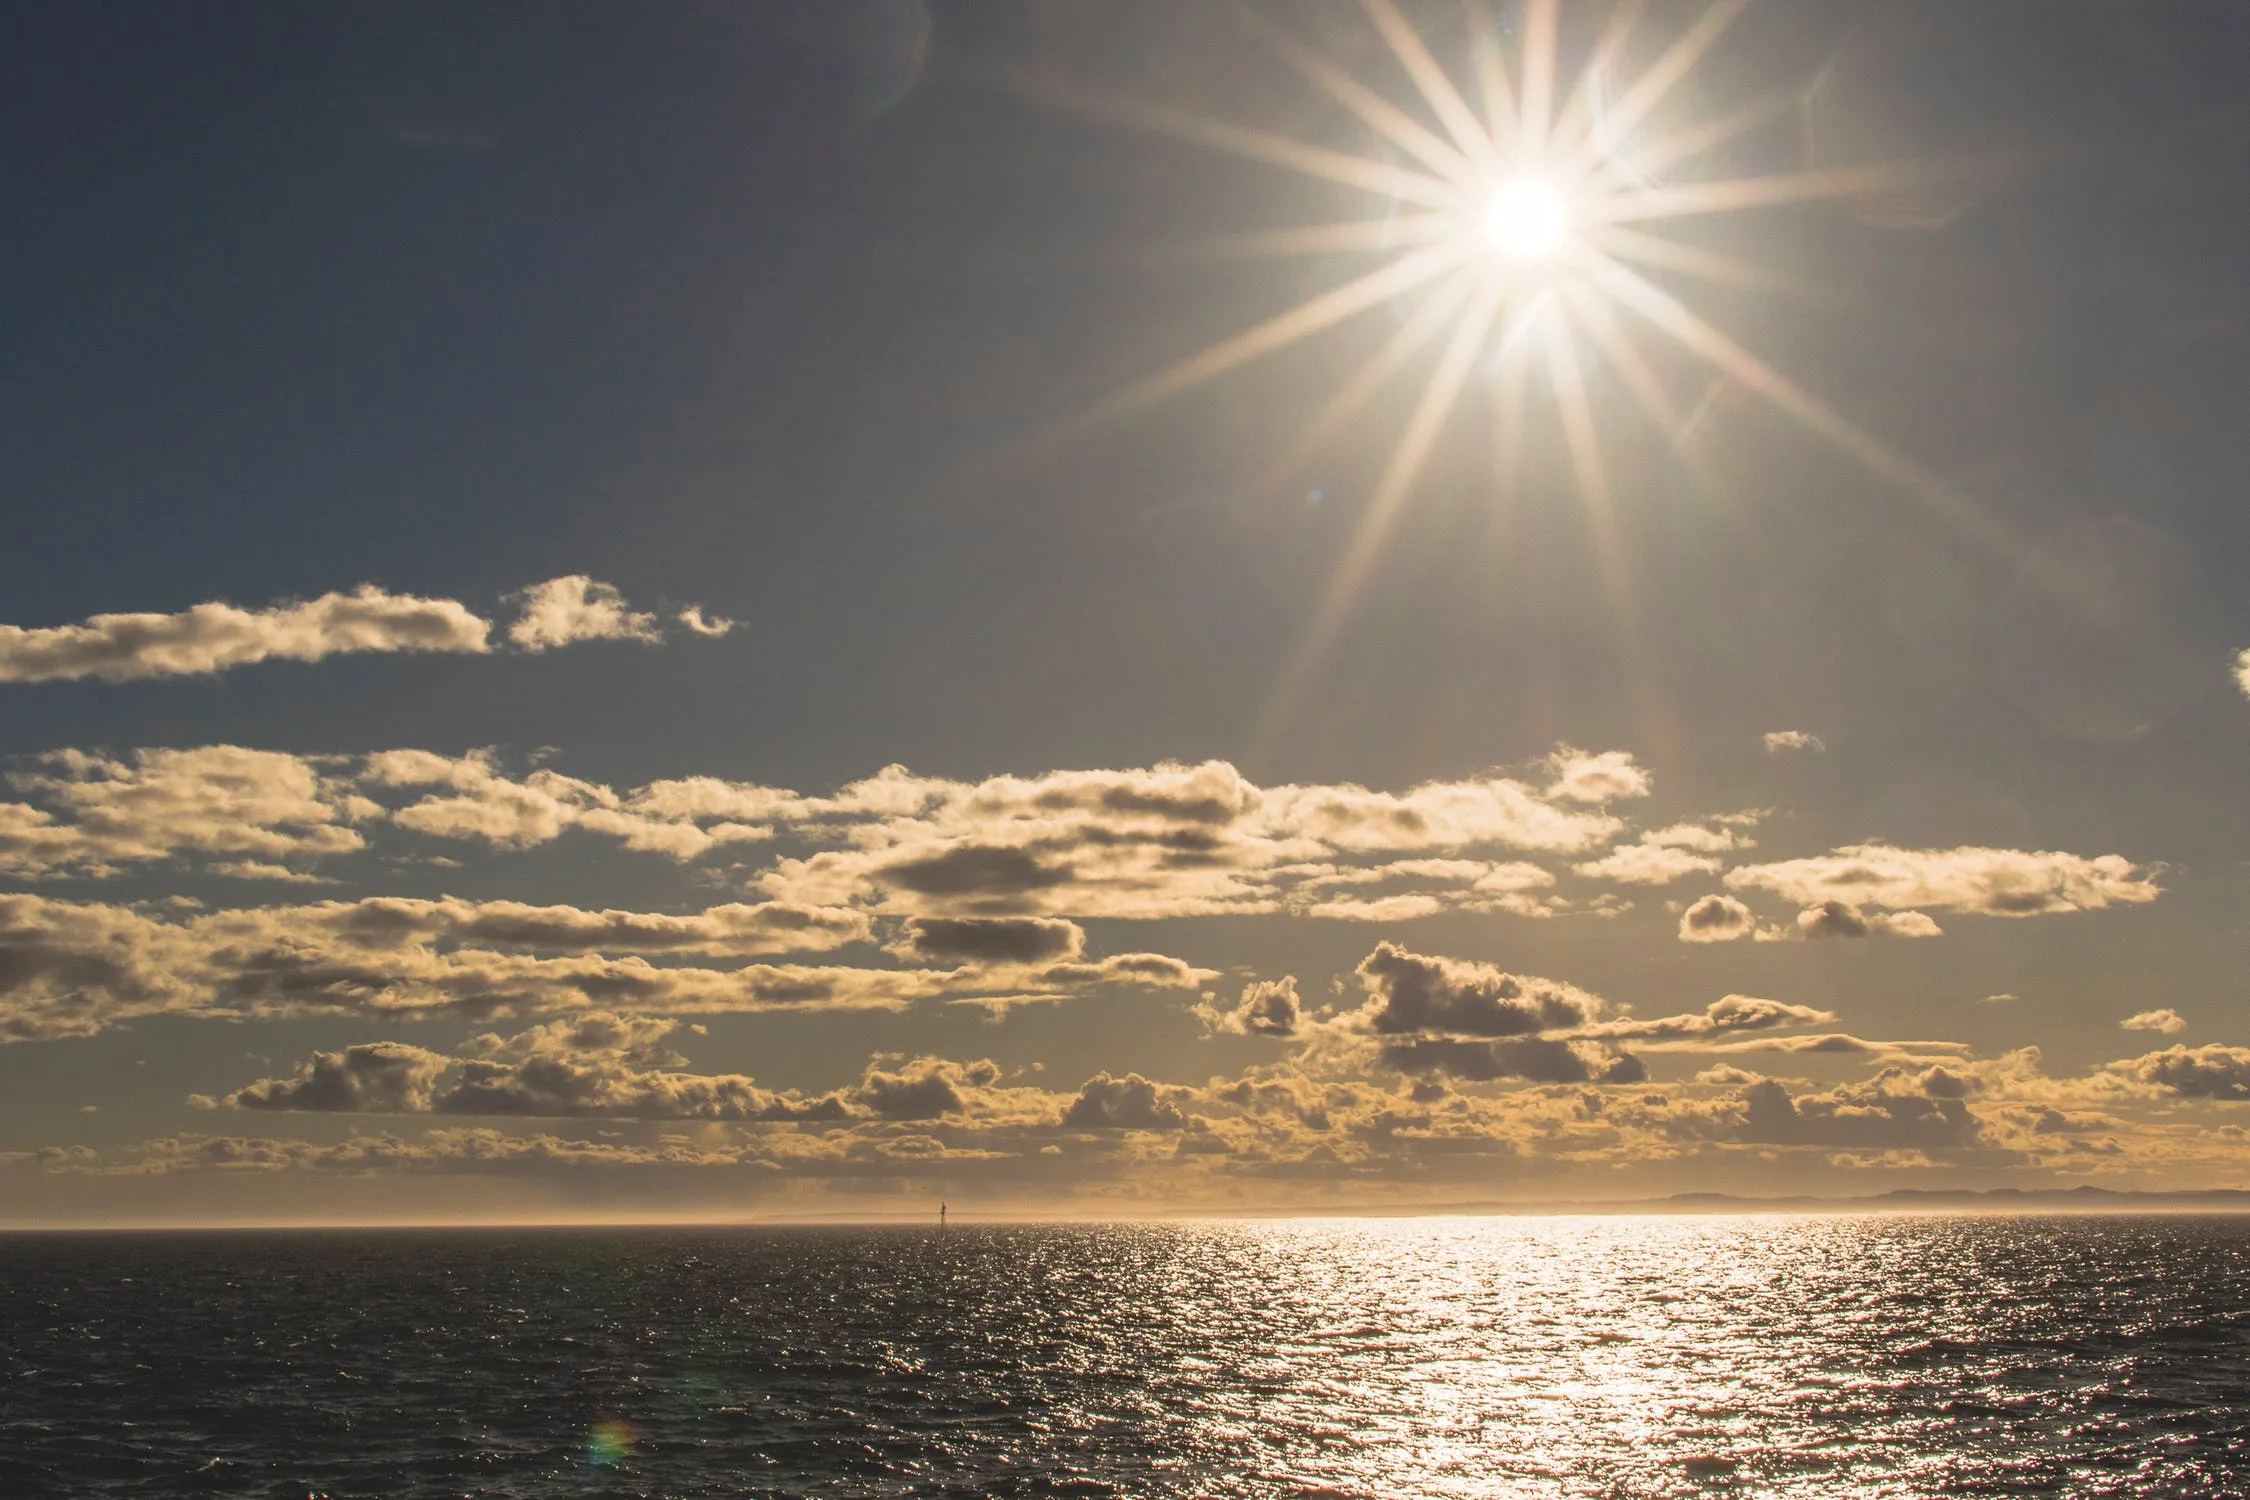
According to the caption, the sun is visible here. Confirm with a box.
[1010,0,1996,747]
[1484,178,1568,260]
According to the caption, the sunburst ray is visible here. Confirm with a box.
[1008,68,1456,209]
[1241,10,1472,184]
[1255,281,1508,753]
[1363,0,1492,166]
[1563,0,1753,169]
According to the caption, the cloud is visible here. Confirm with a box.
[0,892,1213,1043]
[897,918,1085,965]
[2121,1008,2186,1035]
[0,577,725,685]
[0,585,491,684]
[1795,900,1943,939]
[1540,747,1653,805]
[1351,942,1601,1037]
[1581,994,1835,1042]
[0,894,911,1042]
[363,749,773,860]
[222,1042,451,1113]
[1574,842,1721,886]
[675,606,736,638]
[207,1023,1058,1124]
[2109,1045,2250,1100]
[1678,893,1756,943]
[1642,821,1757,854]
[2236,648,2250,700]
[11,743,1685,924]
[0,746,371,878]
[1060,1072,1193,1130]
[1377,1035,1646,1085]
[759,756,1631,921]
[1727,844,2160,918]
[1339,943,1644,1085]
[1734,1073,1984,1150]
[504,576,663,651]
[1763,730,1826,753]
[1198,977,1303,1038]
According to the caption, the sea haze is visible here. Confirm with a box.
[4,1215,2248,1497]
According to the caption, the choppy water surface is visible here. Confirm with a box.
[5,1215,2250,1497]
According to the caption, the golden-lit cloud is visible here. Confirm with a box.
[0,585,489,684]
[504,575,662,651]
[0,746,371,879]
[0,576,728,685]
[1726,844,2160,918]
[0,893,1207,1042]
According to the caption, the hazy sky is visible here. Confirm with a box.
[7,0,2250,1223]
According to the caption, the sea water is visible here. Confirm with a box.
[4,1215,2248,1496]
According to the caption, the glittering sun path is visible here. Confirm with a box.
[5,1216,2250,1495]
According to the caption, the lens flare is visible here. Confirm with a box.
[586,1415,635,1468]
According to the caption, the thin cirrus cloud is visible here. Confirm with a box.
[0,576,731,684]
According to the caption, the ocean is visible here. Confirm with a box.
[4,1215,2248,1497]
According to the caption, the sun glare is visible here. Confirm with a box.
[1013,0,1993,750]
[1485,178,1567,259]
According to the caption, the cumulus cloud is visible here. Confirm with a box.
[2110,1045,2250,1100]
[897,918,1085,965]
[221,1042,451,1113]
[504,576,663,651]
[0,577,726,685]
[207,1023,1061,1124]
[1678,893,1757,943]
[2120,1008,2186,1035]
[1728,843,2160,918]
[0,894,903,1042]
[362,749,773,860]
[1060,1072,1193,1130]
[757,757,1631,921]
[1763,730,1825,753]
[1198,977,1303,1038]
[0,746,370,879]
[1574,842,1721,886]
[0,585,491,684]
[1351,942,1601,1037]
[2236,648,2250,700]
[0,892,1213,1043]
[1734,1072,1984,1151]
[1339,942,1645,1085]
[1795,900,1943,939]
[1540,747,1653,805]
[9,743,1685,927]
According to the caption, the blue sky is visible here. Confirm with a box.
[5,0,2250,1222]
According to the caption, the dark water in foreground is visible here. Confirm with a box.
[5,1216,2250,1498]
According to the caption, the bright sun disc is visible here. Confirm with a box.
[1485,179,1566,259]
